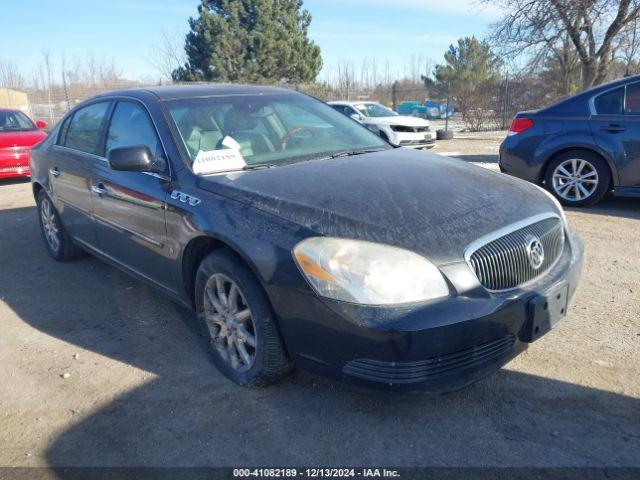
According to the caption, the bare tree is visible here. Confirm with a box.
[149,29,187,82]
[336,60,355,100]
[0,60,26,89]
[488,0,640,88]
[406,54,432,85]
[616,16,640,74]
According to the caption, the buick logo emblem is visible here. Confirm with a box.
[525,235,545,270]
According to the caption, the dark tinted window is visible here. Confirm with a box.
[64,102,110,155]
[106,102,161,157]
[57,115,72,145]
[331,105,348,116]
[625,82,640,114]
[594,87,624,115]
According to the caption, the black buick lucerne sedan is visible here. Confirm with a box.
[30,86,583,392]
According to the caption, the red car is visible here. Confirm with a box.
[0,108,47,179]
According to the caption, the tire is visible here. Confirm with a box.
[544,150,611,207]
[194,249,293,387]
[36,190,84,261]
[436,129,453,140]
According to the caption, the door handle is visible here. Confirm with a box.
[600,124,626,132]
[49,167,61,177]
[91,183,108,196]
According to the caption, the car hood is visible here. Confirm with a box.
[366,116,430,127]
[0,130,47,149]
[198,149,560,264]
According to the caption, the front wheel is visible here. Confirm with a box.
[544,151,611,207]
[194,250,292,387]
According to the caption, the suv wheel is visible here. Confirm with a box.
[36,190,84,261]
[194,249,292,387]
[544,151,611,207]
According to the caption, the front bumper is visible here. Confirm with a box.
[270,230,583,393]
[0,152,30,179]
[390,130,435,149]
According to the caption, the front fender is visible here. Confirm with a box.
[166,187,314,305]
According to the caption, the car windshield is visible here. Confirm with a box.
[0,110,35,132]
[166,93,389,173]
[354,103,397,118]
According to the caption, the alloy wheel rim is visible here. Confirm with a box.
[40,198,61,252]
[203,273,257,372]
[552,159,598,202]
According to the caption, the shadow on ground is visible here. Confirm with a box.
[0,177,31,187]
[0,204,638,470]
[566,195,640,221]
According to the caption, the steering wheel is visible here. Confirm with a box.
[275,126,315,150]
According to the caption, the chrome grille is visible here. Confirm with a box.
[467,216,565,291]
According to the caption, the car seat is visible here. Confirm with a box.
[223,108,275,157]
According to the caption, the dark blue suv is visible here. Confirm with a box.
[500,75,640,206]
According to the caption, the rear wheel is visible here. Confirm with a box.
[36,190,84,261]
[194,249,292,387]
[544,151,611,207]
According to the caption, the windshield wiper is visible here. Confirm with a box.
[242,163,276,171]
[321,148,387,161]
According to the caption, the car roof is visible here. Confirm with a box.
[541,73,640,115]
[94,84,296,101]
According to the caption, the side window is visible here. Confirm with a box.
[330,105,347,116]
[64,102,110,155]
[106,101,161,157]
[594,87,624,115]
[625,83,640,114]
[57,115,72,145]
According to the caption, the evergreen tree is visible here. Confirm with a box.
[173,0,322,83]
[425,37,502,130]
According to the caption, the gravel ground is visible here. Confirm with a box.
[0,139,639,472]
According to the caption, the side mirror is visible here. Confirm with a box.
[36,120,47,130]
[108,145,153,172]
[350,113,362,122]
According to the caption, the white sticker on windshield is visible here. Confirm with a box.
[192,136,246,175]
[221,135,242,150]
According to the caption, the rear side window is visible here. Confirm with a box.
[594,87,624,115]
[625,83,640,114]
[106,101,161,157]
[57,115,72,145]
[64,102,110,155]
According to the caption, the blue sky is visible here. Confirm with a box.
[0,0,501,82]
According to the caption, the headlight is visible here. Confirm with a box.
[292,237,449,305]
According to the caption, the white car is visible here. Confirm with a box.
[329,101,435,149]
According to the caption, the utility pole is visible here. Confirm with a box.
[392,81,398,111]
[445,80,450,133]
[501,71,509,130]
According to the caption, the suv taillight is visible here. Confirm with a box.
[508,118,533,135]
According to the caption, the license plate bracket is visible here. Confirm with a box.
[522,282,569,343]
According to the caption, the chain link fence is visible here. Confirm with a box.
[1,77,538,133]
